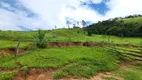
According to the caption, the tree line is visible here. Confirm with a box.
[84,14,142,37]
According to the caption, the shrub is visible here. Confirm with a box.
[34,29,47,48]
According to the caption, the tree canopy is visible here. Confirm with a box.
[84,14,142,37]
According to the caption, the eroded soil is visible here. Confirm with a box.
[0,48,27,56]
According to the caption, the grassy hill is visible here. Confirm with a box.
[0,28,142,48]
[0,29,86,41]
[0,22,142,79]
[117,16,142,23]
[85,15,142,37]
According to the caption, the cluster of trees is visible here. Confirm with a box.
[84,14,142,37]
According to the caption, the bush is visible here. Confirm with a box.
[34,29,47,48]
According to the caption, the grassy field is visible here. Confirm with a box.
[0,29,142,48]
[114,65,142,80]
[0,47,118,77]
[0,46,141,79]
[0,40,31,49]
[0,29,142,80]
[117,17,142,24]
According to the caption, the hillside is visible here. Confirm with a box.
[0,28,142,47]
[0,28,87,42]
[0,28,142,80]
[85,15,142,37]
[0,28,142,46]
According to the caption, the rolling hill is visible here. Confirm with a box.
[85,14,142,37]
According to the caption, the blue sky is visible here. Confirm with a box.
[0,0,35,17]
[0,0,142,30]
[81,0,110,15]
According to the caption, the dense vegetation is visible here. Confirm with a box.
[85,14,142,37]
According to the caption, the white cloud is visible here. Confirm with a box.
[0,0,142,30]
[0,2,47,30]
[20,0,142,29]
[20,0,70,28]
[92,0,103,4]
[20,0,105,28]
[106,0,142,18]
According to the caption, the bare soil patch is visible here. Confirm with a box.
[48,42,140,48]
[91,72,124,80]
[13,68,56,80]
[0,48,27,56]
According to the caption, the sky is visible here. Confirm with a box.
[0,0,142,30]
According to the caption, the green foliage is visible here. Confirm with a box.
[53,72,65,79]
[20,66,29,74]
[0,72,16,80]
[35,29,47,48]
[87,31,92,36]
[85,15,142,37]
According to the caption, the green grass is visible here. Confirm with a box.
[0,29,141,46]
[0,29,142,79]
[0,72,16,80]
[0,47,118,78]
[0,40,31,49]
[115,65,142,80]
[112,46,142,80]
[117,17,142,24]
[0,31,35,40]
[53,72,65,79]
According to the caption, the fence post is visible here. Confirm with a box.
[94,35,96,42]
[53,34,57,42]
[15,40,20,57]
[85,36,87,42]
[34,38,37,48]
[68,37,71,42]
[108,36,110,43]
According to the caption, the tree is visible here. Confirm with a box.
[82,20,86,28]
[84,14,142,37]
[77,21,79,26]
[73,24,76,28]
[55,25,57,30]
[68,25,70,29]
